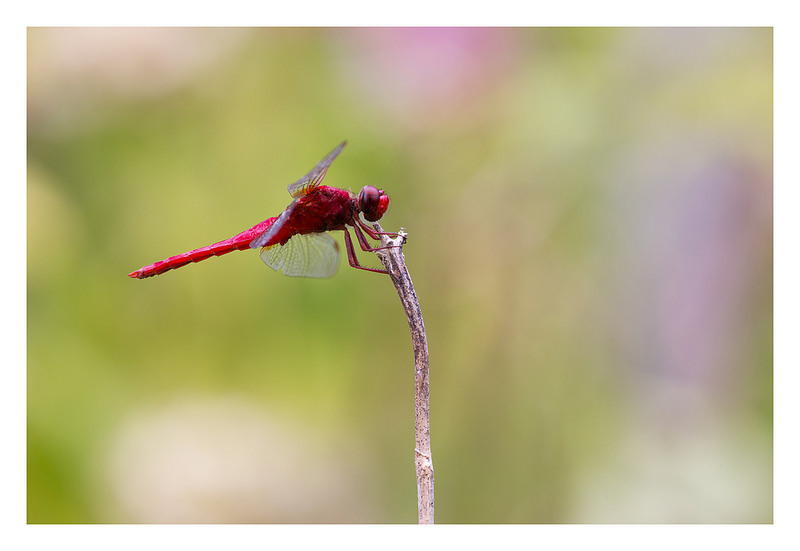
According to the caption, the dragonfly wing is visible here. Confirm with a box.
[259,232,340,278]
[287,141,347,198]
[249,199,297,249]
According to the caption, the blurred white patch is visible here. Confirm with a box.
[104,395,378,523]
[28,28,249,135]
[568,409,772,523]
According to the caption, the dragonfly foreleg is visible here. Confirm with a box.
[342,227,391,274]
[355,218,401,242]
[352,221,402,253]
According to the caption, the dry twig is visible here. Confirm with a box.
[373,224,434,524]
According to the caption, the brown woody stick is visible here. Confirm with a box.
[373,224,434,524]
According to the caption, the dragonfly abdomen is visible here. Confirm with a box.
[128,217,278,279]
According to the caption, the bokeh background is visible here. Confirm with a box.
[27,27,772,523]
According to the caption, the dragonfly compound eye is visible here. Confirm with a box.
[360,185,390,222]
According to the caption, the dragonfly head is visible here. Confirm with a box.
[359,185,390,222]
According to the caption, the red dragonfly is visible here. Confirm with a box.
[129,141,397,279]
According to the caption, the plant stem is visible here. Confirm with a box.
[373,224,434,524]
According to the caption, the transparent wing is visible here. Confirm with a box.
[286,141,347,198]
[249,200,297,250]
[258,232,340,278]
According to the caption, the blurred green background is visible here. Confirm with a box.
[27,28,772,523]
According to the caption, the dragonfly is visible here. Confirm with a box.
[128,141,398,280]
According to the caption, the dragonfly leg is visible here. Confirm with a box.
[352,221,402,253]
[356,218,401,242]
[343,227,391,274]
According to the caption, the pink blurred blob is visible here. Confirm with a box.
[334,28,519,130]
